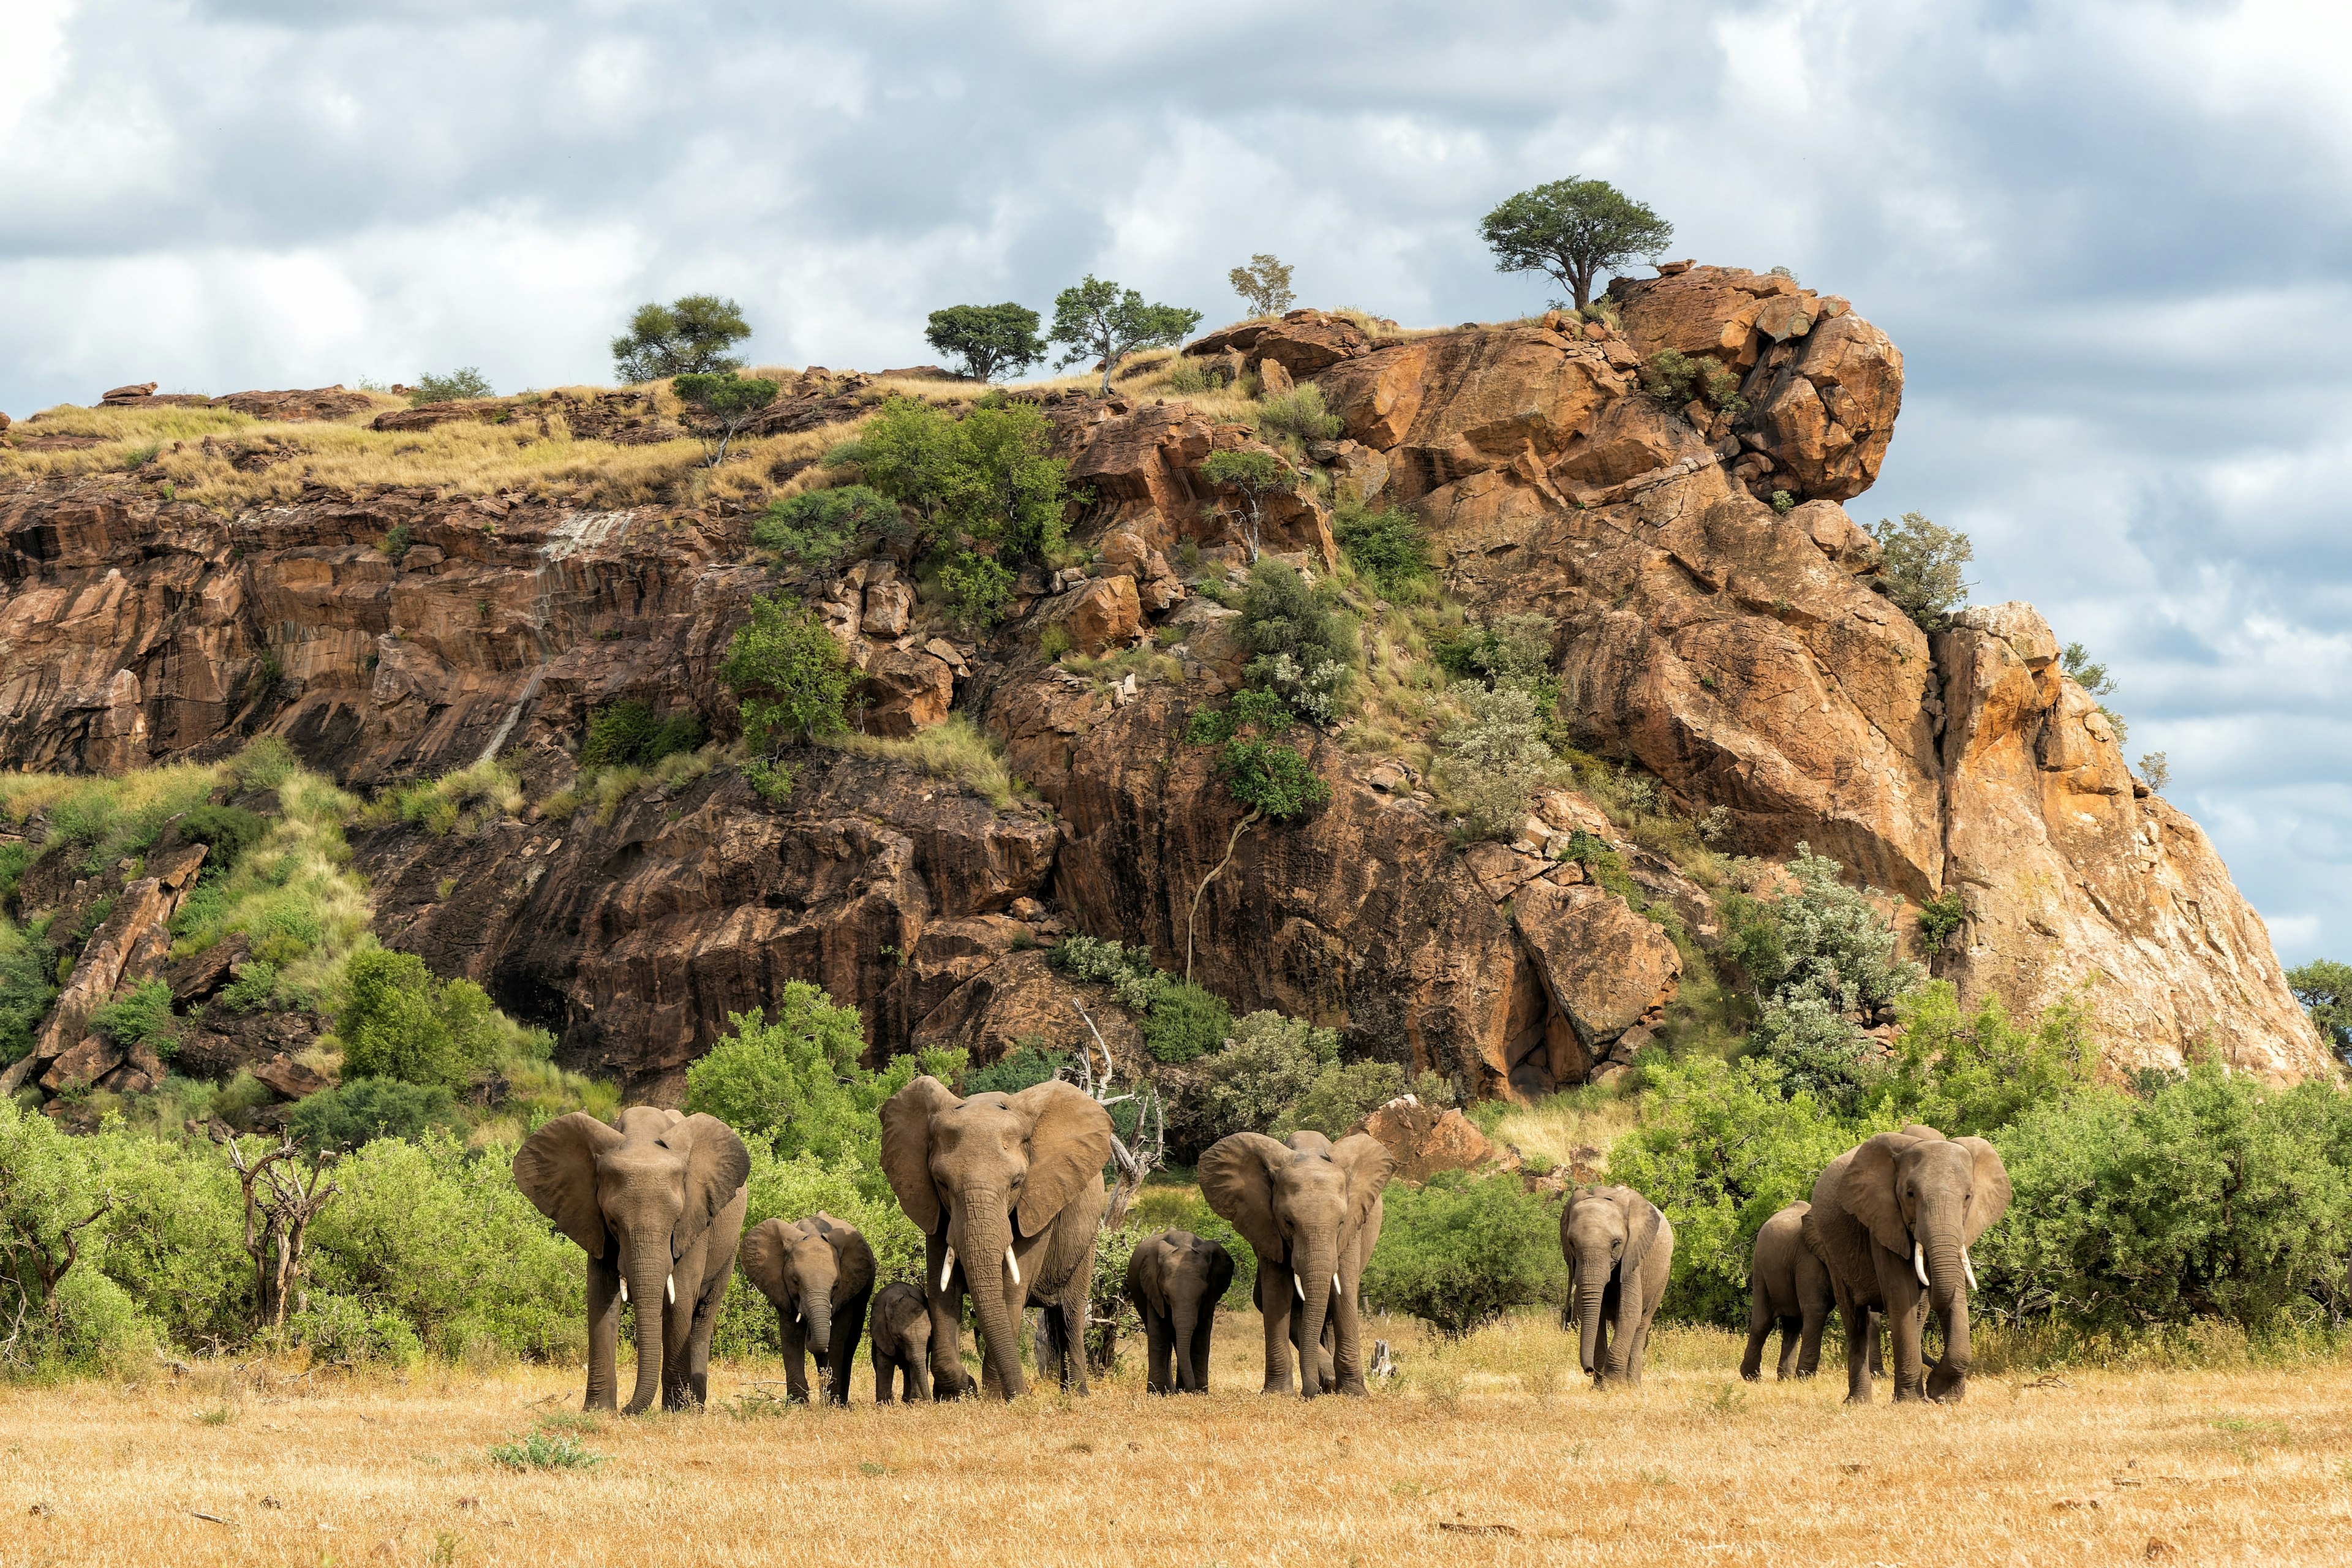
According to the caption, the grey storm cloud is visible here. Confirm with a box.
[1,0,2345,962]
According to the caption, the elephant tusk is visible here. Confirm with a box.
[617,1278,627,1303]
[1334,1273,1343,1299]
[667,1274,676,1306]
[1913,1242,1929,1290]
[1005,1246,1021,1286]
[941,1247,957,1292]
[1963,1248,1979,1292]
[1294,1273,1306,1303]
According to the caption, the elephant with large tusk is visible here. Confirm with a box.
[1803,1123,2011,1403]
[739,1213,874,1406]
[1561,1184,1675,1388]
[879,1075,1112,1400]
[1198,1129,1393,1399]
[513,1107,750,1415]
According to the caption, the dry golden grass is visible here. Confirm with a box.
[7,1317,2348,1566]
[1487,1087,1643,1173]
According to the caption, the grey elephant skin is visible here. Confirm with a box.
[513,1107,750,1414]
[867,1281,933,1403]
[1741,1201,1879,1381]
[1804,1123,2011,1403]
[1126,1229,1236,1393]
[1199,1129,1393,1399]
[880,1075,1112,1400]
[1562,1184,1674,1387]
[741,1213,874,1406]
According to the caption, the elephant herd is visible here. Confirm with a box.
[511,1080,2008,1414]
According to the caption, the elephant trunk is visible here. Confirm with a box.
[1574,1256,1608,1376]
[952,1196,1024,1400]
[1291,1239,1338,1400]
[1171,1289,1202,1392]
[1926,1232,1971,1380]
[623,1245,669,1415]
[799,1250,839,1360]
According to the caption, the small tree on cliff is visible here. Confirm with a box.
[923,303,1047,383]
[1049,276,1202,393]
[720,591,854,801]
[611,293,752,382]
[1868,511,1973,631]
[1479,178,1675,310]
[2289,959,2352,1065]
[1229,254,1295,317]
[672,371,780,467]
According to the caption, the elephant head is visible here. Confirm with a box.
[879,1074,1112,1400]
[1563,1184,1664,1379]
[1198,1129,1393,1399]
[1833,1126,2010,1390]
[741,1213,867,1364]
[514,1107,748,1414]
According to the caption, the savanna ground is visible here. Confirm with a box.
[7,1317,2350,1567]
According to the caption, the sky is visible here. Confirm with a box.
[1,0,2345,965]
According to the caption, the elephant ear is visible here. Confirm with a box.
[1956,1136,2012,1243]
[1616,1186,1665,1278]
[1012,1079,1114,1237]
[1900,1123,1945,1142]
[739,1218,794,1306]
[1839,1132,1916,1257]
[512,1112,625,1257]
[1206,1239,1237,1300]
[1330,1133,1396,1234]
[660,1113,750,1259]
[1199,1133,1290,1262]
[880,1075,960,1235]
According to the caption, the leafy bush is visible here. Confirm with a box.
[1049,937,1234,1065]
[292,1291,426,1367]
[1256,384,1343,447]
[1436,612,1556,691]
[1182,1011,1404,1155]
[1915,889,1967,952]
[217,958,279,1014]
[1238,559,1355,725]
[1138,981,1232,1066]
[1200,448,1297,562]
[2289,959,2352,1061]
[1868,982,2095,1139]
[410,368,492,405]
[0,915,59,1065]
[753,484,901,569]
[177,804,268,878]
[938,549,1015,630]
[288,1077,466,1152]
[91,979,179,1056]
[336,948,500,1090]
[1361,1172,1565,1336]
[1334,501,1432,598]
[833,394,1071,567]
[579,701,704,773]
[722,592,855,789]
[963,1042,1066,1097]
[1218,738,1330,821]
[489,1431,605,1471]
[672,371,781,466]
[1434,682,1553,842]
[1869,511,1973,630]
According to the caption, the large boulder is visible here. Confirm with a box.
[1747,312,1905,502]
[1039,576,1141,657]
[1355,1098,1519,1184]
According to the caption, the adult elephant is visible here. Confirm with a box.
[1740,1200,1880,1381]
[740,1213,874,1406]
[1804,1124,2011,1403]
[513,1107,749,1414]
[1199,1129,1393,1400]
[879,1075,1112,1400]
[1125,1229,1236,1393]
[1561,1184,1674,1387]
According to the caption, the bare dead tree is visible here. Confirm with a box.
[1066,1000,1164,1233]
[215,1128,339,1332]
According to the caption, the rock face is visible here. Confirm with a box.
[0,265,2327,1094]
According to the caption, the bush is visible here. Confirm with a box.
[1333,501,1432,598]
[938,549,1014,630]
[832,394,1071,568]
[579,701,703,773]
[82,1128,250,1351]
[1138,981,1231,1065]
[178,804,268,878]
[336,948,500,1090]
[91,979,179,1056]
[289,1077,466,1152]
[1049,938,1237,1065]
[1436,612,1556,690]
[721,591,855,767]
[1238,559,1355,725]
[2288,959,2352,1061]
[1256,384,1343,447]
[1434,682,1553,841]
[963,1042,1066,1097]
[1868,982,2095,1139]
[1218,738,1330,821]
[410,368,492,405]
[1184,1011,1404,1152]
[753,485,902,569]
[292,1291,426,1367]
[1202,449,1302,568]
[1869,510,1973,630]
[1361,1172,1564,1336]
[0,915,59,1066]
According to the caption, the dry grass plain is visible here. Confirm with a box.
[5,1317,2350,1567]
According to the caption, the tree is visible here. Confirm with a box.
[1479,178,1675,310]
[2288,959,2352,1062]
[1199,447,1294,560]
[1228,254,1295,317]
[337,949,499,1090]
[923,303,1047,383]
[1049,276,1202,393]
[410,368,491,406]
[720,591,854,797]
[2060,639,2129,746]
[2138,751,2171,791]
[1868,511,1973,630]
[671,371,779,467]
[611,293,752,382]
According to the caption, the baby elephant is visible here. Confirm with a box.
[1561,1184,1675,1388]
[868,1281,932,1403]
[740,1213,873,1406]
[1742,1201,1880,1381]
[1126,1229,1236,1393]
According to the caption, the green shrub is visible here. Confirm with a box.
[336,949,500,1090]
[410,368,492,405]
[1181,1011,1403,1154]
[1238,560,1354,726]
[1361,1172,1564,1336]
[1868,982,2094,1139]
[833,394,1071,566]
[1639,349,1702,405]
[91,979,179,1056]
[1333,501,1432,598]
[1915,889,1967,952]
[489,1431,605,1471]
[217,959,279,1014]
[0,915,59,1066]
[721,591,855,766]
[1047,937,1238,1066]
[1139,981,1231,1065]
[1218,738,1330,820]
[1256,384,1343,447]
[963,1042,1066,1097]
[292,1291,426,1366]
[1436,612,1556,690]
[83,1128,252,1349]
[289,1078,466,1151]
[938,549,1015,630]
[2288,959,2352,1060]
[753,485,901,568]
[1434,682,1553,841]
[177,804,268,877]
[1869,510,1973,630]
[579,701,656,769]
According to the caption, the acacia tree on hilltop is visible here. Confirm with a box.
[924,303,1047,382]
[612,293,753,382]
[1229,254,1295,317]
[1049,276,1201,393]
[1479,178,1675,309]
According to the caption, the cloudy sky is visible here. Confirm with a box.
[2,0,2346,965]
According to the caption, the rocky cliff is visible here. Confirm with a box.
[0,266,2329,1102]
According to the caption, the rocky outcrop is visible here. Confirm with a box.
[1354,1097,1518,1183]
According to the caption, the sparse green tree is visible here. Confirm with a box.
[1049,276,1202,393]
[2139,751,2171,791]
[1200,447,1295,560]
[410,368,492,406]
[1868,511,1974,631]
[2288,959,2352,1062]
[1480,178,1675,309]
[671,371,780,467]
[611,293,752,383]
[753,486,903,570]
[1228,254,1295,317]
[924,303,1047,383]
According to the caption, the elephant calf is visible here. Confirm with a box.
[741,1213,874,1406]
[1126,1229,1235,1394]
[1741,1201,1880,1381]
[869,1282,932,1403]
[1562,1184,1674,1389]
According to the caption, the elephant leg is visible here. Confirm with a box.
[1144,1305,1174,1394]
[1796,1305,1825,1379]
[1057,1276,1093,1395]
[1188,1305,1215,1395]
[1776,1316,1801,1381]
[584,1259,622,1412]
[1740,1281,1773,1382]
[875,1354,896,1404]
[1831,1281,1872,1403]
[1888,1292,1929,1401]
[1331,1280,1367,1396]
[906,1346,931,1403]
[1867,1310,1885,1376]
[683,1268,727,1408]
[1257,1264,1297,1395]
[780,1313,810,1404]
[925,1252,971,1401]
[829,1287,870,1408]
